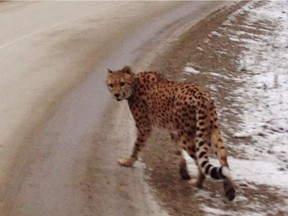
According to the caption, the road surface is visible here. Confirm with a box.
[0,2,227,215]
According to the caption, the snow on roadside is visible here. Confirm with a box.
[231,1,288,170]
[183,66,201,74]
[219,1,288,214]
[183,1,288,215]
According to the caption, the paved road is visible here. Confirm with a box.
[0,2,227,215]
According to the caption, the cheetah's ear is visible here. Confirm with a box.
[107,68,113,73]
[122,66,132,74]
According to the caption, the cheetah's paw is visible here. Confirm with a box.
[189,178,198,186]
[189,178,203,188]
[118,158,134,167]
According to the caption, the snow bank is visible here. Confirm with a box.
[233,0,288,170]
[183,1,288,214]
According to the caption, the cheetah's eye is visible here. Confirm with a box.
[108,83,114,88]
[120,82,125,87]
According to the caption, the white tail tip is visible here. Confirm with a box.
[222,166,231,179]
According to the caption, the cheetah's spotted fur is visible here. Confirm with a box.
[106,66,236,201]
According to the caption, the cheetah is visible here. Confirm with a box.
[106,66,236,201]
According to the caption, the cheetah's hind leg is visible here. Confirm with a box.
[180,149,205,188]
[170,131,191,180]
[187,150,206,189]
[189,164,206,189]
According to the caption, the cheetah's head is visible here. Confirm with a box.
[106,66,135,101]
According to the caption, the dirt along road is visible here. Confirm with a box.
[144,1,288,215]
[0,1,229,215]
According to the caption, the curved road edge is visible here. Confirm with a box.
[0,2,230,216]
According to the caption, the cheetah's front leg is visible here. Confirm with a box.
[118,123,151,167]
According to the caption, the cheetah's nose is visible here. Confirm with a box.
[114,93,120,98]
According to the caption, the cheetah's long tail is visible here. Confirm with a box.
[194,106,231,180]
[195,104,235,201]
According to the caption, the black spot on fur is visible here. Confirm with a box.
[200,128,206,133]
[201,160,208,168]
[198,141,205,146]
[199,151,206,158]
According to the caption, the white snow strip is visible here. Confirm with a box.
[230,157,288,189]
[210,31,222,37]
[183,66,201,74]
[208,72,230,80]
[183,150,288,189]
[201,206,266,216]
[197,46,204,51]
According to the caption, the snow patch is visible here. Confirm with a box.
[197,47,204,52]
[184,1,288,214]
[210,31,222,37]
[233,0,288,168]
[183,66,201,74]
[230,157,288,189]
[201,206,266,216]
